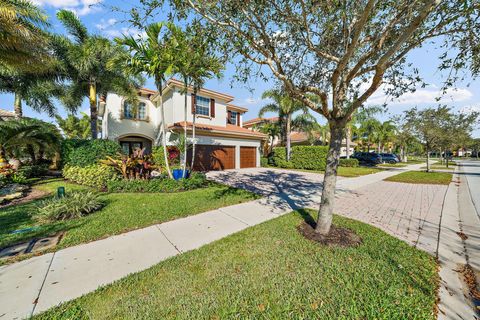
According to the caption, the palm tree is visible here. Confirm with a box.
[0,67,65,118]
[184,26,224,171]
[376,121,397,153]
[0,118,61,164]
[54,10,142,139]
[0,0,51,73]
[115,22,176,178]
[359,118,381,152]
[259,89,308,161]
[55,113,91,139]
[255,121,281,155]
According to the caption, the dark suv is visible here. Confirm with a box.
[351,152,382,165]
[379,153,400,164]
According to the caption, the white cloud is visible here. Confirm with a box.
[32,0,102,16]
[366,86,473,106]
[95,18,117,30]
[244,97,261,105]
[101,27,146,39]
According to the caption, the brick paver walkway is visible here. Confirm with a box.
[334,181,447,254]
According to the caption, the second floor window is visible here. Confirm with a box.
[124,102,147,120]
[196,96,210,116]
[229,111,238,125]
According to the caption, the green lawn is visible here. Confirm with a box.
[35,210,438,319]
[384,171,452,185]
[0,180,259,256]
[379,162,409,168]
[279,166,385,177]
[420,162,456,171]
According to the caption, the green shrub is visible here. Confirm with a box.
[272,146,329,170]
[35,191,104,223]
[339,158,359,167]
[10,172,28,184]
[61,139,121,167]
[260,157,268,167]
[63,165,119,189]
[18,164,49,178]
[106,172,207,193]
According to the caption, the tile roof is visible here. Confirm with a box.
[0,109,15,118]
[169,121,267,139]
[243,117,279,127]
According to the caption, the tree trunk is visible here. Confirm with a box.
[346,127,351,159]
[191,88,197,170]
[446,150,449,168]
[14,92,22,118]
[155,79,173,179]
[286,113,292,161]
[426,149,430,172]
[182,79,188,178]
[89,82,98,139]
[315,122,344,235]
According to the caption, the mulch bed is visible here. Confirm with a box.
[297,221,362,248]
[0,188,49,209]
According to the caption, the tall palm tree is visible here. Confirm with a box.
[0,0,51,72]
[167,23,224,176]
[54,10,142,139]
[0,67,65,118]
[115,22,175,179]
[259,89,308,161]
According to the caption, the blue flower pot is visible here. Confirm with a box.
[172,169,190,180]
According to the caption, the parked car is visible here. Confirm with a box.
[380,153,400,164]
[351,152,382,165]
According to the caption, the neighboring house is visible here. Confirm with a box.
[244,117,355,157]
[0,109,15,121]
[99,78,266,171]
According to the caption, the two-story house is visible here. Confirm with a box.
[99,78,266,171]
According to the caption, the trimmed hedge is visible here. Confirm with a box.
[339,158,359,167]
[273,146,329,170]
[63,165,119,189]
[106,172,207,193]
[61,139,121,167]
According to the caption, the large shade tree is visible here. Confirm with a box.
[163,0,480,236]
[55,10,142,139]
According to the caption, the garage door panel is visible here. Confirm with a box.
[240,146,256,168]
[188,145,235,171]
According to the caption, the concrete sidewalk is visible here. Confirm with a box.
[0,161,440,319]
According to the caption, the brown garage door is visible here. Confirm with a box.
[188,145,235,171]
[240,146,257,168]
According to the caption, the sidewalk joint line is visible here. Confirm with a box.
[218,208,251,226]
[155,225,182,254]
[31,251,55,317]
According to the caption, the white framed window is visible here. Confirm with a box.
[196,96,210,116]
[138,102,146,120]
[229,111,238,125]
[123,102,134,119]
[123,101,147,120]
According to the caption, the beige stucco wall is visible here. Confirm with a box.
[101,91,259,168]
[102,93,158,141]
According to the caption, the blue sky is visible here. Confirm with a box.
[3,0,480,137]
